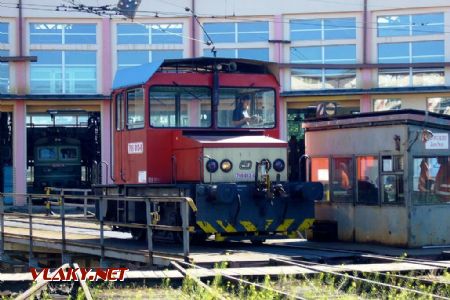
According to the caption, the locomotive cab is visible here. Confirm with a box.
[101,58,322,242]
[33,137,82,192]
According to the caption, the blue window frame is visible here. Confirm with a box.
[378,41,444,63]
[290,45,356,90]
[203,48,269,61]
[377,41,445,87]
[290,18,356,41]
[117,50,183,69]
[117,23,183,44]
[30,50,97,94]
[291,45,356,64]
[0,23,8,44]
[204,23,235,43]
[203,21,269,43]
[0,50,9,93]
[291,68,356,90]
[377,13,443,37]
[237,21,269,42]
[30,23,96,44]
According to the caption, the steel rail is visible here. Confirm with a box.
[275,255,450,292]
[178,260,306,300]
[267,242,450,270]
[171,261,227,300]
[377,271,450,286]
[272,257,450,300]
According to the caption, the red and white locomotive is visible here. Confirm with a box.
[99,57,322,242]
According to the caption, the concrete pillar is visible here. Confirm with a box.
[12,100,26,205]
[101,18,112,95]
[100,100,111,185]
[100,19,112,185]
[273,14,288,141]
[360,94,372,112]
[359,8,373,114]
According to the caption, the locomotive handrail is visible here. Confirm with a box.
[0,192,196,265]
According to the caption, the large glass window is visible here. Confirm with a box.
[373,99,402,111]
[331,157,354,202]
[0,22,8,43]
[377,13,444,37]
[0,50,9,93]
[30,50,96,94]
[27,114,88,127]
[428,98,450,115]
[378,41,444,63]
[413,157,450,204]
[378,41,444,87]
[204,21,269,43]
[0,23,9,93]
[290,45,356,90]
[127,88,145,129]
[290,18,356,41]
[117,23,183,44]
[150,86,211,128]
[356,156,379,204]
[117,50,183,70]
[218,88,275,129]
[202,21,269,61]
[311,157,330,201]
[203,48,269,61]
[30,23,96,44]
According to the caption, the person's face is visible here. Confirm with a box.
[243,99,250,109]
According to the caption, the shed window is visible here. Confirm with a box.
[331,157,354,202]
[356,156,379,204]
[427,97,450,115]
[381,155,404,204]
[413,157,450,204]
[311,157,329,201]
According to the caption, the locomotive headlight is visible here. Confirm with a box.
[220,159,233,173]
[206,159,219,173]
[273,159,285,172]
[260,159,271,171]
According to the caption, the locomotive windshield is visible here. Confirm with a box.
[148,85,275,128]
[60,147,78,160]
[149,86,211,128]
[218,87,275,128]
[37,147,57,161]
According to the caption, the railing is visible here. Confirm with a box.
[45,187,94,217]
[0,193,197,266]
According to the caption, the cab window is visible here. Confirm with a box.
[116,93,125,131]
[127,88,145,129]
[149,86,211,128]
[218,87,275,128]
